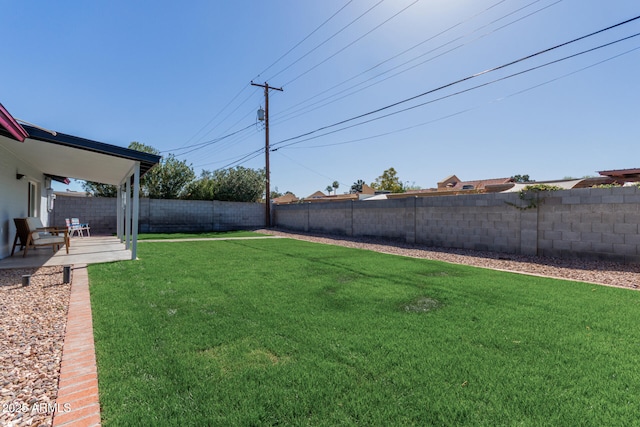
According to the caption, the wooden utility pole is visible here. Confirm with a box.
[251,81,283,227]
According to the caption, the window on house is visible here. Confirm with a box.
[28,181,38,217]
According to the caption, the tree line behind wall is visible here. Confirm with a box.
[82,142,265,202]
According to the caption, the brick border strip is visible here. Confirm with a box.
[53,264,101,427]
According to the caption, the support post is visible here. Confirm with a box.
[132,162,140,260]
[117,183,123,241]
[125,174,131,250]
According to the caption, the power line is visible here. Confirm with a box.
[163,123,256,155]
[281,0,421,87]
[266,0,386,82]
[272,0,559,126]
[282,44,640,152]
[274,32,640,151]
[177,84,250,150]
[270,15,640,150]
[253,1,354,81]
[274,150,348,187]
[202,27,640,172]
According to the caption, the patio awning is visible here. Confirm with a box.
[0,113,161,261]
[0,124,160,186]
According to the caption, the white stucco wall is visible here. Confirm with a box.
[0,138,50,259]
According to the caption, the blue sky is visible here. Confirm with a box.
[3,1,639,197]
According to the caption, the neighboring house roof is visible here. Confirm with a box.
[360,183,375,194]
[303,191,359,203]
[498,176,623,192]
[272,193,298,204]
[598,168,640,181]
[361,194,388,201]
[438,175,514,191]
[500,179,582,192]
[306,191,326,199]
[0,124,160,185]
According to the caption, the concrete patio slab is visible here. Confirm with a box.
[0,236,132,269]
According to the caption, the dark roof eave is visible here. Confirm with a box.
[21,124,161,176]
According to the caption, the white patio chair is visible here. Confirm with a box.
[72,218,91,237]
[66,218,83,237]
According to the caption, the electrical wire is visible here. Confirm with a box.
[199,32,640,172]
[163,123,255,155]
[269,15,640,150]
[177,84,250,150]
[274,150,346,186]
[284,44,640,152]
[281,0,421,87]
[253,1,354,81]
[266,0,386,82]
[273,0,559,125]
[273,32,640,151]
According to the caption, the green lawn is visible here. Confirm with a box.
[89,238,640,426]
[137,230,268,240]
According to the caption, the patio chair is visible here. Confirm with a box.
[65,218,83,237]
[13,217,69,257]
[71,218,91,237]
[11,218,30,256]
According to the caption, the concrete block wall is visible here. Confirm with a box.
[273,203,310,232]
[536,186,640,263]
[353,199,410,240]
[273,186,640,263]
[308,201,352,235]
[414,193,525,254]
[214,201,265,231]
[51,196,117,234]
[53,196,265,234]
[143,199,214,233]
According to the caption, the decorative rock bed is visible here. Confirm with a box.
[1,266,69,427]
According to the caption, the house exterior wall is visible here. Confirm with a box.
[0,142,51,259]
[51,196,265,235]
[273,187,640,263]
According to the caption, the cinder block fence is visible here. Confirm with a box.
[52,196,265,234]
[52,187,640,263]
[273,186,640,263]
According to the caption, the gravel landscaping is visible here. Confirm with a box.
[258,228,640,291]
[0,266,68,427]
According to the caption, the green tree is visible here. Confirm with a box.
[270,187,284,199]
[404,181,422,191]
[82,142,195,198]
[511,174,532,183]
[128,142,195,199]
[183,170,215,200]
[184,167,265,202]
[143,154,195,199]
[81,181,118,197]
[213,167,265,202]
[371,167,404,193]
[332,181,340,195]
[325,185,334,195]
[350,179,366,194]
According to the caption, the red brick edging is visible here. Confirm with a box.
[53,264,101,427]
